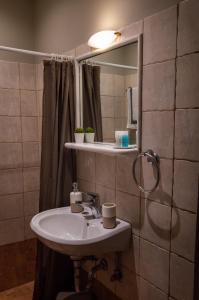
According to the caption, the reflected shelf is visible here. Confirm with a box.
[64,142,138,155]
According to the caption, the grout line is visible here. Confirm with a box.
[139,275,168,296]
[177,49,199,59]
[142,107,199,112]
[170,250,195,264]
[140,195,197,214]
[168,3,180,297]
[143,50,199,68]
[140,235,195,264]
[143,57,176,67]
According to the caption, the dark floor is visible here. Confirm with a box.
[0,282,33,300]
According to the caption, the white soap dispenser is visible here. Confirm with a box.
[70,182,83,213]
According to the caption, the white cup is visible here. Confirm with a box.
[102,203,116,229]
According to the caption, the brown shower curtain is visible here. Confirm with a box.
[33,60,76,300]
[82,64,103,141]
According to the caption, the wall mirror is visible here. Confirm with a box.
[76,35,142,150]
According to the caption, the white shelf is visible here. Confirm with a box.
[64,142,138,155]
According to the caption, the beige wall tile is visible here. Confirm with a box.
[140,239,169,293]
[114,118,126,131]
[102,117,115,140]
[143,60,175,111]
[142,111,174,158]
[114,97,127,118]
[0,61,19,89]
[77,151,95,182]
[114,74,125,97]
[116,153,139,196]
[0,218,24,246]
[24,215,35,239]
[141,158,173,206]
[0,89,20,116]
[119,20,143,41]
[139,278,168,300]
[96,154,116,189]
[19,63,36,90]
[125,73,138,88]
[101,96,114,118]
[143,6,177,64]
[21,117,39,142]
[0,143,22,169]
[122,235,140,275]
[38,116,42,142]
[173,160,199,212]
[36,90,43,116]
[100,73,114,96]
[0,194,23,221]
[24,191,39,216]
[77,178,95,193]
[171,208,196,261]
[21,90,38,116]
[0,116,21,142]
[175,109,199,161]
[140,199,171,250]
[170,253,194,300]
[176,53,199,109]
[96,184,115,205]
[116,191,140,235]
[178,0,199,56]
[23,167,40,192]
[36,63,43,90]
[0,169,23,196]
[22,142,40,167]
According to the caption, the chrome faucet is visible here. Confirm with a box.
[82,192,101,219]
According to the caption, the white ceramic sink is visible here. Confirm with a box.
[30,207,131,257]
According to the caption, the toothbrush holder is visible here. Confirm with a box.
[102,202,116,229]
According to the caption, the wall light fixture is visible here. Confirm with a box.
[88,30,121,49]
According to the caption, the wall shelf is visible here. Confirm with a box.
[64,142,138,155]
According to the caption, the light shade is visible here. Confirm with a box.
[88,30,121,49]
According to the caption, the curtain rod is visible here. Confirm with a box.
[82,59,138,70]
[0,45,73,60]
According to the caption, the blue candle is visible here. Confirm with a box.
[122,131,129,148]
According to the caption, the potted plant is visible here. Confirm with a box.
[85,127,95,143]
[74,128,84,143]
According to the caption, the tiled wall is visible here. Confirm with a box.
[100,71,137,142]
[76,1,199,299]
[0,61,43,246]
[100,71,126,142]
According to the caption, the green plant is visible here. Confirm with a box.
[85,127,94,133]
[74,127,84,133]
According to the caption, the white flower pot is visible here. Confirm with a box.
[85,132,95,143]
[74,133,84,143]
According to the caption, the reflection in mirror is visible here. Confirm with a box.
[79,38,141,147]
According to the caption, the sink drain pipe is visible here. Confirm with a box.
[86,258,108,290]
[71,256,108,292]
[71,253,122,293]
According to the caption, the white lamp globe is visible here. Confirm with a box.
[88,30,120,49]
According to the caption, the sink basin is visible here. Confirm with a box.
[30,207,131,257]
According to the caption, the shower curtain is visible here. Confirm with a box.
[82,64,103,141]
[33,60,76,300]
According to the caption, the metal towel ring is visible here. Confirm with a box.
[132,149,160,194]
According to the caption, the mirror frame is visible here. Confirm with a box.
[75,34,143,152]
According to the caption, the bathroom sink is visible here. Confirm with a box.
[30,207,131,257]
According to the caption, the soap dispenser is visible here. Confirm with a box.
[70,182,83,213]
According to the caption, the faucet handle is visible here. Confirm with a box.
[83,192,99,204]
